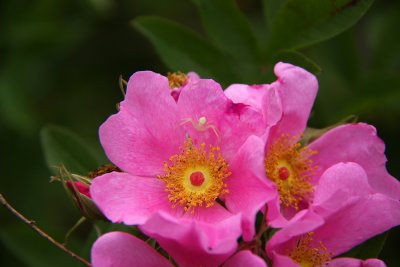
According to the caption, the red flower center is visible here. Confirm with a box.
[190,171,205,186]
[278,167,290,180]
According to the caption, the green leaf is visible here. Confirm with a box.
[266,0,374,55]
[272,50,322,75]
[192,0,261,81]
[41,125,101,175]
[132,16,235,84]
[340,232,388,259]
[262,0,286,29]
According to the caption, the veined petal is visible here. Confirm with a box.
[329,257,387,267]
[178,78,227,123]
[224,84,269,113]
[177,78,265,160]
[266,210,325,257]
[225,135,276,241]
[91,231,172,267]
[141,211,242,267]
[267,62,318,140]
[269,251,300,267]
[313,193,400,256]
[223,250,268,267]
[100,71,185,176]
[309,123,400,199]
[219,102,266,161]
[313,162,371,215]
[90,172,182,225]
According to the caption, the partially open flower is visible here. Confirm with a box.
[57,164,120,220]
[266,162,400,266]
[225,62,400,227]
[66,181,91,198]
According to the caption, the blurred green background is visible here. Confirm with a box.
[1,0,399,266]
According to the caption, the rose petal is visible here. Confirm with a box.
[90,172,182,225]
[223,250,268,267]
[269,251,299,267]
[177,78,227,146]
[177,79,264,160]
[313,193,400,256]
[266,210,325,257]
[225,135,276,240]
[224,84,269,113]
[91,231,172,267]
[100,71,185,176]
[141,211,242,267]
[309,123,400,199]
[267,62,318,140]
[219,102,266,161]
[313,162,371,213]
[329,257,387,267]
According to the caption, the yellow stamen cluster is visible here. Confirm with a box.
[158,138,230,212]
[265,134,316,209]
[289,232,333,267]
[167,71,188,88]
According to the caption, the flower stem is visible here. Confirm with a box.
[0,193,91,267]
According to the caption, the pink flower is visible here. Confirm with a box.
[91,231,267,267]
[225,62,400,226]
[90,71,274,266]
[265,162,400,266]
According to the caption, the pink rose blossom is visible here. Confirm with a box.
[90,71,274,266]
[225,62,400,226]
[266,162,400,266]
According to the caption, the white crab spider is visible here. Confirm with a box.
[181,116,220,142]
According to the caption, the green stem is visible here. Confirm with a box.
[0,193,91,267]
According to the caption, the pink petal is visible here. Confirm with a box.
[224,84,269,113]
[180,202,239,223]
[225,135,276,241]
[141,211,242,267]
[313,162,371,215]
[262,86,283,128]
[219,102,265,161]
[178,78,226,122]
[266,210,325,258]
[177,78,227,146]
[224,75,288,132]
[329,257,387,267]
[313,193,400,256]
[187,72,200,80]
[223,250,268,267]
[177,78,265,160]
[100,71,185,176]
[309,123,400,199]
[265,193,287,227]
[91,231,172,267]
[267,62,318,140]
[90,172,182,225]
[269,251,299,267]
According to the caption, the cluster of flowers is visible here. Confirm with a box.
[73,63,400,267]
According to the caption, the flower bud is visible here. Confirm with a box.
[55,164,120,220]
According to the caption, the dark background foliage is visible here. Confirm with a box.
[1,0,399,266]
